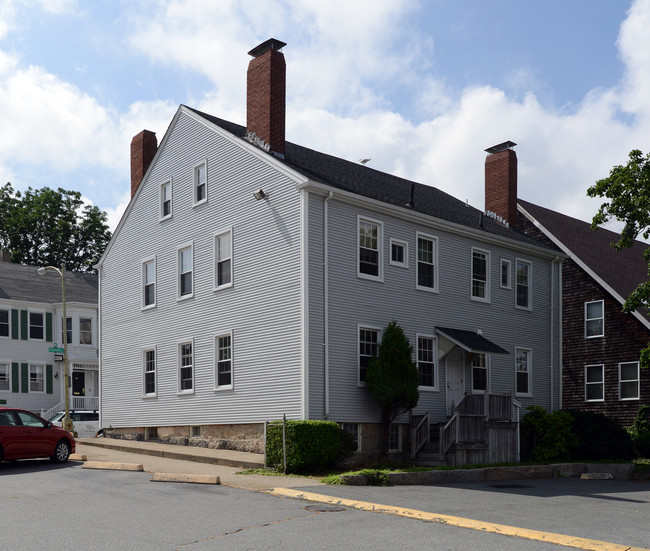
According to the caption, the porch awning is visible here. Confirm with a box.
[435,327,509,355]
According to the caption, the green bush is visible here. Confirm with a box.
[520,405,575,462]
[565,410,634,461]
[630,406,650,437]
[265,420,352,473]
[634,432,650,459]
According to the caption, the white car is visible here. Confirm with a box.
[49,411,100,438]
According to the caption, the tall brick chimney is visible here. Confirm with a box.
[130,129,157,197]
[246,38,286,156]
[484,141,517,227]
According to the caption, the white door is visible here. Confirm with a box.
[446,347,465,414]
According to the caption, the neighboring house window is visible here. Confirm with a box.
[0,309,8,337]
[214,229,233,289]
[342,423,360,451]
[29,312,44,340]
[500,259,511,289]
[215,333,233,389]
[0,362,9,391]
[515,259,532,309]
[585,300,604,338]
[194,162,207,204]
[358,217,382,279]
[358,326,379,383]
[471,353,488,392]
[389,239,408,268]
[585,364,604,402]
[178,244,193,299]
[619,361,640,400]
[178,341,193,393]
[388,424,401,452]
[471,248,490,301]
[416,233,438,291]
[29,364,44,393]
[515,347,532,396]
[160,180,172,220]
[143,349,156,396]
[79,318,92,345]
[142,258,156,308]
[417,335,436,389]
[62,317,72,345]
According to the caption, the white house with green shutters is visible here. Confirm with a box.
[0,258,98,418]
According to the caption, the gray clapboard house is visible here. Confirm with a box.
[97,39,562,464]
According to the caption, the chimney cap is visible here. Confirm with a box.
[485,141,517,154]
[248,38,287,58]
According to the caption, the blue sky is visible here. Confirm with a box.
[0,0,647,231]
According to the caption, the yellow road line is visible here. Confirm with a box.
[267,488,648,551]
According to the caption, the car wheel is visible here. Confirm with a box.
[51,440,71,463]
[0,446,4,463]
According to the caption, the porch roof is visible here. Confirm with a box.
[435,327,509,355]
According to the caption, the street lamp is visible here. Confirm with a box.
[37,264,74,434]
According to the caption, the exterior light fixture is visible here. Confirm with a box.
[253,189,266,200]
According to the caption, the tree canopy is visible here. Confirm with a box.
[0,183,111,272]
[587,149,650,367]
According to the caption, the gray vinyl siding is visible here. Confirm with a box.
[100,111,303,428]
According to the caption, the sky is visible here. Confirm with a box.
[0,0,648,233]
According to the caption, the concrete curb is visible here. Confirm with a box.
[82,461,144,472]
[69,454,87,461]
[150,473,220,484]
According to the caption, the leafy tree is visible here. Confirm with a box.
[0,183,111,272]
[587,149,650,367]
[365,321,420,456]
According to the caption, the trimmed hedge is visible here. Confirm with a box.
[565,410,634,461]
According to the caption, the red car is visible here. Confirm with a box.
[0,407,76,464]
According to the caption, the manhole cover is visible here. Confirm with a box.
[489,484,532,489]
[304,505,346,513]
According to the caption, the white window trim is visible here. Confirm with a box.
[342,423,361,452]
[78,316,94,347]
[500,259,512,289]
[357,215,384,282]
[416,332,438,391]
[358,324,382,386]
[515,346,533,397]
[141,256,156,310]
[585,300,604,338]
[177,242,194,301]
[415,231,439,293]
[0,359,11,393]
[471,247,491,303]
[28,309,46,341]
[160,179,172,221]
[389,238,408,268]
[213,227,233,291]
[214,331,234,391]
[619,361,640,401]
[388,423,402,452]
[193,160,208,206]
[177,338,195,395]
[585,364,605,402]
[515,258,533,311]
[28,362,46,394]
[471,353,490,394]
[0,308,9,339]
[142,346,157,398]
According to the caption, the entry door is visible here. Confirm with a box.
[446,347,465,414]
[72,371,85,396]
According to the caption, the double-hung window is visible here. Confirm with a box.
[215,333,233,389]
[143,348,156,396]
[178,341,193,393]
[585,364,604,401]
[194,162,207,204]
[0,309,8,337]
[500,259,511,289]
[417,335,436,389]
[0,362,9,391]
[416,233,438,291]
[29,364,44,393]
[160,180,172,220]
[178,244,193,299]
[342,423,360,451]
[142,258,156,308]
[62,317,72,345]
[79,318,92,345]
[619,361,640,400]
[472,353,488,392]
[358,217,382,280]
[515,259,532,309]
[214,229,233,289]
[358,326,379,384]
[29,312,44,340]
[388,424,401,452]
[585,300,604,338]
[471,248,490,301]
[515,347,532,396]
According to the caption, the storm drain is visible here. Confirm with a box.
[304,504,347,513]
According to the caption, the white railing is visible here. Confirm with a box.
[40,396,99,421]
[410,412,430,458]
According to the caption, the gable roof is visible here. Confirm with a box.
[518,199,649,326]
[0,261,98,304]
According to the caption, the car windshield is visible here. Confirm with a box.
[49,413,64,422]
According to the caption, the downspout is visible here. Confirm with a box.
[550,256,561,411]
[324,191,333,418]
[558,259,563,410]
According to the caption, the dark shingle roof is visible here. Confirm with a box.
[436,326,509,355]
[518,199,648,302]
[0,262,98,304]
[186,106,551,250]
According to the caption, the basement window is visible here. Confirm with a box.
[190,426,202,439]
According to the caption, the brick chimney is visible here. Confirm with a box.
[130,129,158,197]
[246,38,286,156]
[484,141,517,227]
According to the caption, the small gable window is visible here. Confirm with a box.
[585,300,604,338]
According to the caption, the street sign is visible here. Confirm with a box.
[48,342,64,353]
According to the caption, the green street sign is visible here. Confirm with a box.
[48,342,64,353]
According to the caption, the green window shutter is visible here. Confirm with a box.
[46,313,53,342]
[21,363,28,393]
[20,310,28,340]
[46,364,53,394]
[11,309,19,340]
[11,363,19,393]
